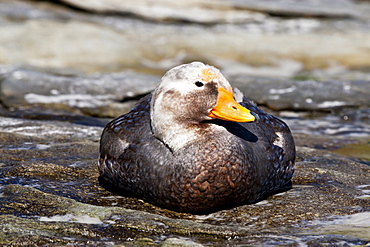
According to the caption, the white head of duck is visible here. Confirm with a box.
[150,61,255,152]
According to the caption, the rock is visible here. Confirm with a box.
[160,238,204,247]
[0,185,243,240]
[231,0,359,18]
[60,0,359,22]
[0,116,102,141]
[313,212,370,241]
[1,66,369,117]
[333,141,370,161]
[232,76,370,111]
[0,215,94,246]
[60,0,266,24]
[0,66,159,117]
[0,104,109,126]
[0,115,369,245]
[0,1,370,77]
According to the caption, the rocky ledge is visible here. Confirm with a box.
[1,66,370,118]
[0,112,369,246]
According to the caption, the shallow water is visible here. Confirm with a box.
[280,108,370,138]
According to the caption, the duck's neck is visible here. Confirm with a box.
[151,114,205,152]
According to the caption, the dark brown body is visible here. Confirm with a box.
[98,93,295,213]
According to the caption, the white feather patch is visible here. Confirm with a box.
[273,131,285,148]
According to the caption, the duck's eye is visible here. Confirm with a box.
[195,81,204,87]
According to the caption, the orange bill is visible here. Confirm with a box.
[208,87,255,122]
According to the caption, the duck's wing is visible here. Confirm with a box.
[239,96,296,166]
[99,93,153,159]
[98,93,174,197]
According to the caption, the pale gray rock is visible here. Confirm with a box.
[60,0,359,22]
[232,76,370,111]
[230,0,359,18]
[60,0,267,24]
[0,0,370,77]
[0,66,159,117]
[0,66,369,117]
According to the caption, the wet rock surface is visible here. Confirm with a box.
[233,76,370,111]
[0,0,370,246]
[0,113,369,246]
[0,66,158,117]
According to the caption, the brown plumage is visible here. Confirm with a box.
[98,62,295,213]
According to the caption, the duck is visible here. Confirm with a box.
[98,61,295,214]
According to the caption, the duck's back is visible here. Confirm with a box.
[98,94,295,213]
[239,97,295,191]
